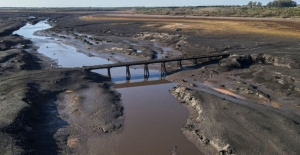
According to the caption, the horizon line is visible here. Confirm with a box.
[0,5,263,8]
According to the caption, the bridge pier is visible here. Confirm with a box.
[192,59,198,65]
[177,60,182,69]
[144,64,149,79]
[82,68,90,73]
[126,66,131,80]
[107,68,111,79]
[83,54,230,76]
[161,62,167,77]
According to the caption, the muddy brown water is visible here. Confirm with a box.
[89,82,201,155]
[14,20,202,155]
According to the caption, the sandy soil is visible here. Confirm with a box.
[1,11,300,155]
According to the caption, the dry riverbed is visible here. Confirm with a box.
[1,11,300,155]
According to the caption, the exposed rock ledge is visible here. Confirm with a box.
[170,86,300,155]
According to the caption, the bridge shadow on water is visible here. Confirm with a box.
[112,73,163,83]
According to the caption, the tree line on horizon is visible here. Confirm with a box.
[267,0,297,7]
[247,1,263,7]
[248,0,297,7]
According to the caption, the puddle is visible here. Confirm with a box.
[28,16,36,19]
[13,20,202,155]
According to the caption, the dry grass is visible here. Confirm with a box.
[214,88,246,100]
[80,15,300,38]
[66,89,74,93]
[135,7,300,18]
[293,103,300,109]
[67,137,80,148]
[271,102,281,108]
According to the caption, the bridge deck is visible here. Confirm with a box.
[84,53,229,71]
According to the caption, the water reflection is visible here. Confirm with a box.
[114,79,170,89]
[13,20,51,39]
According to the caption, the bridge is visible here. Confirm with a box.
[83,53,229,80]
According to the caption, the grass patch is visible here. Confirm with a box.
[80,15,300,38]
[134,6,300,18]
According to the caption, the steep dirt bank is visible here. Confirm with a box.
[170,85,300,154]
[166,53,300,154]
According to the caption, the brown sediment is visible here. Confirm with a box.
[170,85,300,154]
[80,14,300,38]
[213,88,246,100]
[1,11,300,155]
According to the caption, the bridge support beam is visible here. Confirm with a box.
[126,66,131,80]
[177,60,182,69]
[83,68,90,73]
[144,64,149,79]
[107,68,111,79]
[192,59,198,65]
[161,62,167,77]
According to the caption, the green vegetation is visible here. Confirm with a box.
[266,0,297,7]
[247,1,263,7]
[134,1,299,18]
[134,6,300,18]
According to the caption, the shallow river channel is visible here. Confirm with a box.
[14,20,202,155]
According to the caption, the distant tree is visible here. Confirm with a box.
[253,1,257,6]
[248,1,253,7]
[257,2,263,6]
[267,0,297,7]
[267,2,272,7]
[291,1,297,6]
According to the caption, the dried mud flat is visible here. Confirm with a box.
[0,11,300,155]
[0,13,124,155]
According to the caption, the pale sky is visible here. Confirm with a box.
[1,0,300,7]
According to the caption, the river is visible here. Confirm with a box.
[14,20,202,155]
